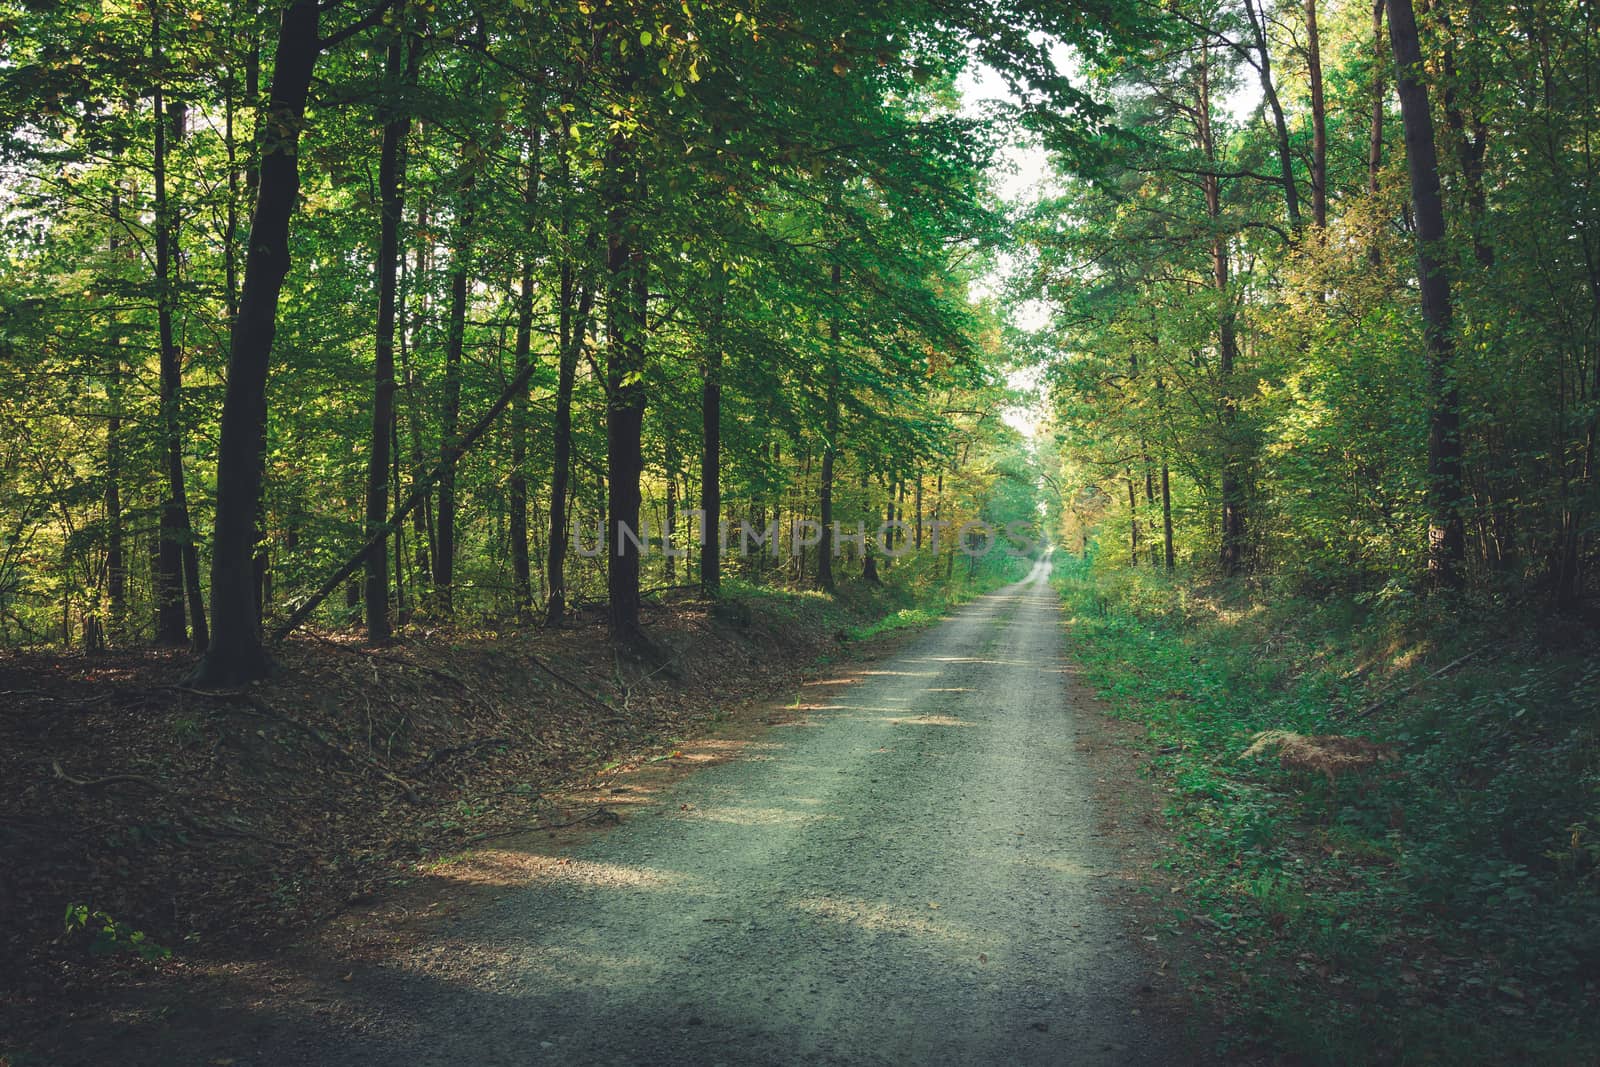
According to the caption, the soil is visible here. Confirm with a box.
[4,563,1231,1064]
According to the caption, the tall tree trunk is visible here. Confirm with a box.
[509,120,540,619]
[1198,45,1248,575]
[914,468,923,550]
[546,118,592,626]
[1127,469,1141,566]
[106,185,126,636]
[363,27,414,644]
[1389,0,1466,585]
[436,153,476,618]
[817,259,842,592]
[604,75,647,640]
[1305,0,1328,230]
[1244,0,1303,231]
[192,0,319,685]
[1161,458,1176,570]
[1369,0,1386,264]
[1433,0,1494,268]
[152,6,207,649]
[700,258,725,597]
[402,191,433,602]
[545,259,580,626]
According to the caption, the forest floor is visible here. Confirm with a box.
[0,574,975,1061]
[1,558,1227,1065]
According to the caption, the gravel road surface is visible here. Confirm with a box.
[141,557,1186,1065]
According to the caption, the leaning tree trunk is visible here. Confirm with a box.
[1244,0,1302,232]
[1389,0,1466,586]
[192,0,320,685]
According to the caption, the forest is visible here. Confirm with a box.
[3,0,1599,1061]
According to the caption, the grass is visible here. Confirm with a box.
[1053,557,1600,1065]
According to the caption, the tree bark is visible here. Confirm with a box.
[363,26,414,644]
[700,258,725,597]
[1369,0,1386,264]
[605,117,648,640]
[152,4,206,647]
[1244,0,1303,232]
[436,150,475,618]
[1197,45,1247,575]
[1389,0,1466,585]
[192,0,320,685]
[271,306,579,641]
[818,259,842,592]
[509,119,540,619]
[105,181,127,636]
[1305,0,1328,230]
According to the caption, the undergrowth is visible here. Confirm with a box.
[1055,556,1600,1065]
[723,549,1032,646]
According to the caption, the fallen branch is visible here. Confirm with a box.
[272,282,596,642]
[1345,645,1490,720]
[50,759,167,793]
[525,652,624,720]
[2,690,117,713]
[410,736,512,778]
[210,692,425,805]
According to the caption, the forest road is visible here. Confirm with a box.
[161,556,1189,1065]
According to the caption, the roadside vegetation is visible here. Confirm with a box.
[1055,557,1600,1065]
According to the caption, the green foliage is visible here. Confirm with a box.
[61,903,170,962]
[1056,559,1600,1063]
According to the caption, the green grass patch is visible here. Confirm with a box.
[1054,557,1600,1065]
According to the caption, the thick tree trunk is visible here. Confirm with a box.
[363,29,413,644]
[192,0,320,685]
[700,259,725,597]
[1389,0,1466,585]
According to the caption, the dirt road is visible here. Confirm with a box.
[110,558,1188,1065]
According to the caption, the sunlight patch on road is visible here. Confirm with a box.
[788,895,999,953]
[879,714,977,728]
[672,804,831,827]
[528,858,695,891]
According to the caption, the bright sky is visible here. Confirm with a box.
[956,43,1264,441]
[955,55,1058,440]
